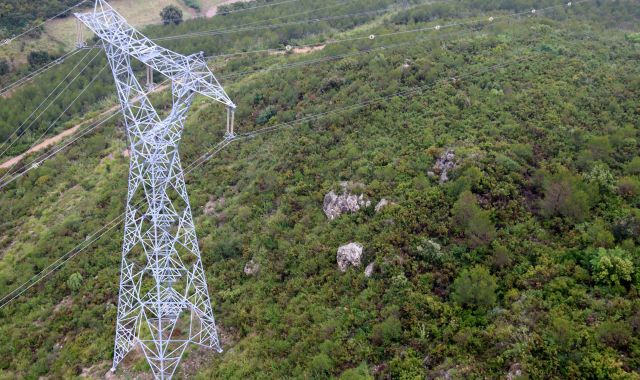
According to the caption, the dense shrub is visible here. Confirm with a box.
[160,5,183,25]
[450,265,497,311]
[589,247,635,287]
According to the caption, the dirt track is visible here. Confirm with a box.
[0,82,170,170]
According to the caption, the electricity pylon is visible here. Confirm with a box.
[76,1,235,378]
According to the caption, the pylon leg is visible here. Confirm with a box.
[146,66,155,91]
[225,106,236,139]
[104,40,221,380]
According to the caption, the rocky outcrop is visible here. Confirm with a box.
[337,242,363,272]
[244,259,259,276]
[364,262,375,277]
[507,363,522,380]
[375,198,393,213]
[204,196,225,216]
[323,190,370,220]
[432,149,456,184]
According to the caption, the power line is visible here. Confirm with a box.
[154,2,411,42]
[217,25,477,80]
[0,0,89,46]
[203,0,584,59]
[0,48,99,160]
[137,0,306,25]
[0,143,239,311]
[0,110,117,191]
[0,210,125,309]
[0,48,88,97]
[0,0,333,94]
[214,0,303,15]
[0,44,537,310]
[0,0,594,304]
[0,63,110,187]
[0,0,585,189]
[0,79,176,190]
[1,1,348,95]
[167,0,355,35]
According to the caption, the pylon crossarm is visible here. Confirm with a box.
[75,0,235,108]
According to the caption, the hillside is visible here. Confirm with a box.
[0,0,237,67]
[1,0,640,379]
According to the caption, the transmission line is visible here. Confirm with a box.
[0,10,592,307]
[0,49,89,97]
[0,63,110,187]
[0,209,125,309]
[0,44,537,310]
[0,1,89,46]
[204,0,586,59]
[154,1,420,42]
[0,0,332,94]
[0,48,100,160]
[0,110,117,191]
[214,0,302,15]
[0,0,585,189]
[0,142,237,310]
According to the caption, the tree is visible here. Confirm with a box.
[160,5,183,25]
[66,272,83,292]
[539,168,590,222]
[27,51,54,68]
[452,191,496,247]
[451,265,497,310]
[0,59,9,76]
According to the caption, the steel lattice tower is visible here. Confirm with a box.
[76,1,235,378]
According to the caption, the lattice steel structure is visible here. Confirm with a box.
[76,1,235,378]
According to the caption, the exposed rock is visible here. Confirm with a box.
[100,152,115,163]
[372,363,388,375]
[323,190,370,220]
[423,355,431,368]
[337,242,363,272]
[364,262,375,277]
[433,149,456,184]
[244,259,259,276]
[204,196,225,216]
[53,296,73,313]
[507,363,522,380]
[375,198,394,213]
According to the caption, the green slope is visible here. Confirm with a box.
[1,0,640,378]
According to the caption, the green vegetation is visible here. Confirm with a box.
[0,0,640,378]
[0,0,80,38]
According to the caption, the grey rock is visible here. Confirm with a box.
[507,363,522,380]
[433,149,456,184]
[323,190,370,220]
[243,259,260,276]
[364,262,375,277]
[375,198,394,213]
[337,242,363,272]
[204,196,225,216]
